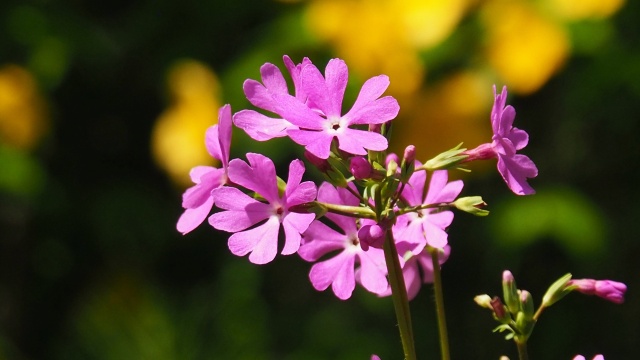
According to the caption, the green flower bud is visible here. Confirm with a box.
[421,143,468,171]
[453,196,489,216]
[541,273,573,308]
[502,270,520,315]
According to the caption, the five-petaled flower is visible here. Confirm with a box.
[298,183,388,300]
[235,57,400,159]
[394,169,463,250]
[463,85,538,195]
[208,153,317,264]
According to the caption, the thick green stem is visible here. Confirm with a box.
[383,230,416,360]
[429,246,450,360]
[516,340,529,360]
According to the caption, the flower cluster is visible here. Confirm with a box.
[177,55,519,299]
[176,55,628,359]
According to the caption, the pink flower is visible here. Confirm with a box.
[233,55,312,140]
[237,56,400,159]
[573,355,605,360]
[177,104,232,234]
[464,85,538,195]
[298,183,388,300]
[568,279,627,304]
[394,169,463,250]
[208,153,316,264]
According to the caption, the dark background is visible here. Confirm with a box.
[0,1,638,359]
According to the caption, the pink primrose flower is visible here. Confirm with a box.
[233,55,312,141]
[236,56,399,159]
[298,183,388,300]
[394,169,463,250]
[464,85,538,195]
[177,104,233,234]
[208,153,316,264]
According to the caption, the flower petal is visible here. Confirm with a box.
[299,220,348,261]
[228,154,280,203]
[337,128,388,155]
[233,109,294,141]
[227,216,281,264]
[177,196,214,234]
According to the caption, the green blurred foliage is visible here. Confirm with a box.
[0,0,638,359]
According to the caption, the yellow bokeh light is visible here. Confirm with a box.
[391,70,494,162]
[0,65,48,150]
[481,0,570,95]
[305,0,469,96]
[151,60,221,187]
[545,0,625,20]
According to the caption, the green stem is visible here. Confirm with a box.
[318,202,377,219]
[516,340,529,360]
[429,246,450,360]
[383,230,416,360]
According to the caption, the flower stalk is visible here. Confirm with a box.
[429,246,451,360]
[383,229,416,360]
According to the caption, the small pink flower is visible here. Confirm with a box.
[394,169,463,250]
[237,56,400,159]
[298,183,388,300]
[177,104,232,234]
[463,85,538,195]
[208,153,316,264]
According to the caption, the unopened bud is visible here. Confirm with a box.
[350,156,372,180]
[422,143,467,171]
[474,294,493,309]
[453,196,489,216]
[386,159,398,177]
[490,296,510,324]
[519,290,534,318]
[358,223,386,251]
[541,273,572,308]
[502,270,519,315]
[568,278,627,304]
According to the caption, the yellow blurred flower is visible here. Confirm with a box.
[391,70,494,163]
[481,0,570,95]
[305,0,469,96]
[151,60,221,187]
[544,0,625,20]
[0,64,48,150]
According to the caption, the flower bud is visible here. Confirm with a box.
[593,280,626,304]
[474,294,493,309]
[595,280,626,304]
[399,145,416,183]
[502,270,519,315]
[358,223,386,251]
[514,310,535,341]
[519,290,534,319]
[350,156,372,180]
[453,196,489,216]
[422,143,467,171]
[490,296,511,324]
[541,273,573,308]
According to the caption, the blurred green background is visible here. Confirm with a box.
[0,0,638,359]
